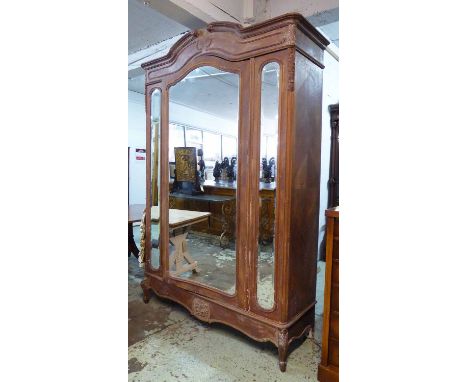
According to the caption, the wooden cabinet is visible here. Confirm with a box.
[169,180,275,242]
[318,207,339,381]
[140,13,329,372]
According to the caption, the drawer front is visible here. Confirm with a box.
[328,337,339,367]
[329,311,339,339]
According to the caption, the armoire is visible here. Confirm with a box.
[140,13,329,372]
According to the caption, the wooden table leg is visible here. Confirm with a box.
[128,222,140,258]
[169,232,199,275]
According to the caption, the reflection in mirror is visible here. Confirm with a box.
[257,62,280,309]
[150,89,161,269]
[168,66,239,294]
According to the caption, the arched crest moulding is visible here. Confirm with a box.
[142,13,328,84]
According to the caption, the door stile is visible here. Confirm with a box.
[159,84,170,278]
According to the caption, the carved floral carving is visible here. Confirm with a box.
[193,297,210,320]
[287,48,295,91]
[159,283,169,296]
[278,328,288,348]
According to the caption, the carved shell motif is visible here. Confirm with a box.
[192,297,210,320]
[196,30,213,51]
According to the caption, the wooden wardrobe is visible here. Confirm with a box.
[140,13,329,372]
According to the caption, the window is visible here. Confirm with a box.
[185,128,202,151]
[169,124,184,162]
[222,135,237,159]
[167,123,236,177]
[203,131,222,167]
[261,135,278,161]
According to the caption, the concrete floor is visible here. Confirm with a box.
[129,225,325,381]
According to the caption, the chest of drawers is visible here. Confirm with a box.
[318,206,339,381]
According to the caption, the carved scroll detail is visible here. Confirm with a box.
[278,328,288,347]
[193,297,210,321]
[220,199,236,248]
[138,211,146,267]
[287,48,295,91]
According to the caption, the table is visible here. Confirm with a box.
[128,204,211,275]
[169,192,236,247]
[150,206,211,275]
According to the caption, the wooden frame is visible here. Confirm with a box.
[141,13,329,372]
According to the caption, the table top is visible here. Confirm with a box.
[128,204,211,229]
[151,206,210,229]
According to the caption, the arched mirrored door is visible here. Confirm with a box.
[166,65,241,295]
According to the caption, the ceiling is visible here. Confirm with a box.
[168,65,279,127]
[306,7,339,47]
[128,0,188,54]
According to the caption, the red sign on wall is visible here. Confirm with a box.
[136,156,145,160]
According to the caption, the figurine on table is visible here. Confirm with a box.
[197,148,206,182]
[230,157,237,181]
[226,161,235,182]
[219,157,229,180]
[261,157,273,183]
[213,160,221,182]
[268,157,275,182]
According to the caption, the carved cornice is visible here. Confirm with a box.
[141,13,329,73]
[206,13,329,48]
[142,30,198,71]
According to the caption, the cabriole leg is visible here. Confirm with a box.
[141,279,151,304]
[278,328,289,372]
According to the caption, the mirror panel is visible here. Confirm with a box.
[257,62,280,309]
[150,89,161,269]
[168,66,240,294]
